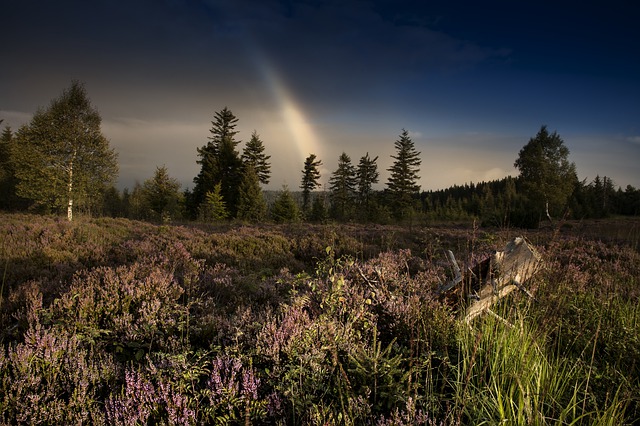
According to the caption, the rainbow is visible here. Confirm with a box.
[255,53,322,164]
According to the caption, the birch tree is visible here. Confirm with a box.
[514,125,577,225]
[12,81,118,220]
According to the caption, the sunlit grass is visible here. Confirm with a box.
[452,308,630,425]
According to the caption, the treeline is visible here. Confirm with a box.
[1,82,639,227]
[423,175,640,227]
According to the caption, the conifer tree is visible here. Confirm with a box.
[386,129,421,218]
[0,125,25,210]
[271,186,300,223]
[300,154,322,214]
[199,183,228,222]
[237,165,267,222]
[356,152,379,218]
[328,152,357,220]
[192,107,242,218]
[11,81,118,220]
[310,192,329,223]
[141,165,183,222]
[241,130,271,185]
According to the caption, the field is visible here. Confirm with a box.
[1,213,639,425]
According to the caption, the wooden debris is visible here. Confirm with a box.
[439,237,542,323]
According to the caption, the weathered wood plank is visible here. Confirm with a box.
[464,236,542,322]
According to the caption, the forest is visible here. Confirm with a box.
[1,82,639,227]
[1,82,640,424]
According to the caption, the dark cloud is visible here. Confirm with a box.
[2,0,639,190]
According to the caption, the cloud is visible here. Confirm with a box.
[627,136,640,145]
[0,110,32,129]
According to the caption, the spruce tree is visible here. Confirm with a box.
[241,130,271,185]
[237,165,267,222]
[328,152,357,220]
[0,125,25,210]
[271,186,300,223]
[356,152,379,219]
[300,154,322,214]
[141,165,183,222]
[310,192,329,223]
[199,182,228,222]
[192,107,242,218]
[386,129,421,218]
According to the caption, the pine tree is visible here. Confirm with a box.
[356,152,379,219]
[237,165,267,222]
[271,186,300,223]
[199,182,228,222]
[141,165,183,222]
[241,130,271,185]
[192,107,243,218]
[328,152,357,220]
[11,81,118,220]
[386,129,421,218]
[300,154,322,214]
[0,125,25,210]
[310,192,329,223]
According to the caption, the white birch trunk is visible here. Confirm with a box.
[67,149,76,222]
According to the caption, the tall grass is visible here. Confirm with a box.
[452,308,629,425]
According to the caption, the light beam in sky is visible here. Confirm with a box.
[252,50,323,165]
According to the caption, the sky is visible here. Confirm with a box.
[2,0,640,192]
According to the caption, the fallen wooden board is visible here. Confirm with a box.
[438,237,542,323]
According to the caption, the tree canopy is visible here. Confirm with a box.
[328,152,357,220]
[192,107,242,218]
[271,186,300,223]
[237,165,267,223]
[11,81,118,220]
[241,131,271,185]
[300,154,323,213]
[386,129,421,217]
[514,125,577,223]
[140,165,183,222]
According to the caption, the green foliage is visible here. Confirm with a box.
[199,183,228,222]
[271,186,300,223]
[241,130,271,185]
[514,125,578,223]
[329,152,357,220]
[236,165,267,223]
[387,129,421,219]
[356,152,379,221]
[140,165,183,223]
[10,81,118,220]
[0,125,28,210]
[300,153,322,213]
[310,192,329,223]
[192,107,242,218]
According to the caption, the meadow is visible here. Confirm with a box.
[1,213,639,425]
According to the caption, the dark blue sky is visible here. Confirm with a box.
[2,0,639,190]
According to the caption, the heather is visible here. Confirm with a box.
[1,213,639,424]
